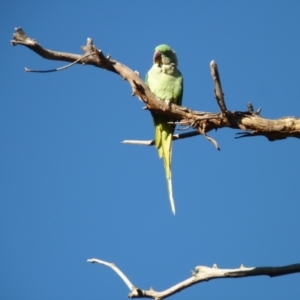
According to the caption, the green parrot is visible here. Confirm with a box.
[145,44,183,215]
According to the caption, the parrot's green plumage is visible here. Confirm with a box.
[145,44,183,215]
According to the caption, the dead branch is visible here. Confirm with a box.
[88,258,300,299]
[24,52,96,73]
[122,131,200,146]
[11,27,300,147]
[210,60,227,114]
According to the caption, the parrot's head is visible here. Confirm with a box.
[153,44,178,67]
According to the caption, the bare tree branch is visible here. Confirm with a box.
[122,131,200,146]
[87,258,300,299]
[24,52,96,73]
[11,27,300,147]
[87,259,137,292]
[210,60,227,113]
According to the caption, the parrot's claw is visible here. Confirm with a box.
[165,99,172,109]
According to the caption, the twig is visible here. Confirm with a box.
[197,127,220,150]
[122,139,155,146]
[87,258,136,291]
[25,52,96,73]
[122,131,201,146]
[210,60,227,113]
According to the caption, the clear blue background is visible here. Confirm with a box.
[1,1,299,299]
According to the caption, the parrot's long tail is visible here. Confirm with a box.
[154,119,176,215]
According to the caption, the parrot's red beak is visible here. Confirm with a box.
[153,50,162,65]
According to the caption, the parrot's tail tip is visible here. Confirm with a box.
[171,200,176,215]
[167,178,176,215]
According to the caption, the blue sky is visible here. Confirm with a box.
[1,1,300,299]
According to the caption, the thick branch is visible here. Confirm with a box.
[88,258,300,299]
[11,27,300,145]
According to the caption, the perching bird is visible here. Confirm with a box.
[145,44,183,215]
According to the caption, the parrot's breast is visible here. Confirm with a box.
[147,64,183,103]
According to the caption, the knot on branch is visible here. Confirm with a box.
[128,288,144,298]
[11,27,36,46]
[80,39,115,71]
[132,79,146,100]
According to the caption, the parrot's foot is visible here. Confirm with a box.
[165,99,172,109]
